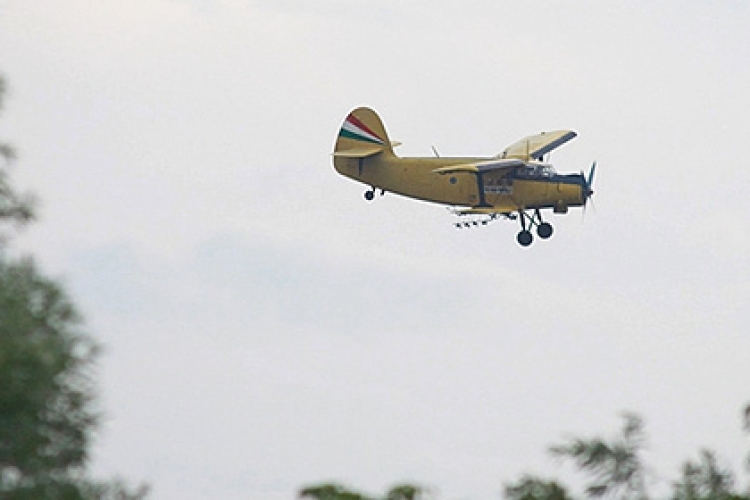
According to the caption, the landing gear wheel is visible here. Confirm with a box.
[517,230,533,247]
[364,190,375,201]
[537,222,553,239]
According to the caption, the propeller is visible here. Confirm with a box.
[582,161,596,220]
[581,161,596,202]
[586,161,596,196]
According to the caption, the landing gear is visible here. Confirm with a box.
[451,208,554,247]
[364,187,385,201]
[537,222,553,239]
[517,230,533,247]
[516,209,553,247]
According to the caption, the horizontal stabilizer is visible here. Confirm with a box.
[333,146,385,159]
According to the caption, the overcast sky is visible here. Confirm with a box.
[1,1,749,499]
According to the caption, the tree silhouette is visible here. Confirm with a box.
[0,73,147,499]
[504,475,573,500]
[671,449,735,500]
[302,407,750,500]
[0,75,35,239]
[299,483,373,500]
[386,484,428,500]
[298,482,429,500]
[549,412,648,499]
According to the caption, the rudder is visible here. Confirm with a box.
[333,107,395,159]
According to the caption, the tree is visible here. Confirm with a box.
[302,405,750,500]
[549,413,648,500]
[0,75,35,239]
[504,475,574,500]
[671,449,735,500]
[0,257,94,495]
[299,483,373,500]
[0,74,146,499]
[298,482,429,500]
[385,484,429,500]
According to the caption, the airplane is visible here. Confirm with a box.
[332,107,595,246]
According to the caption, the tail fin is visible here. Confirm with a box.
[333,107,395,159]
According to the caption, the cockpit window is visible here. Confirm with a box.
[518,163,557,178]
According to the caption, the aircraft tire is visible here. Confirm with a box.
[537,223,553,239]
[517,230,533,247]
[364,190,375,201]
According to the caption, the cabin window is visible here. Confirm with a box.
[518,163,556,178]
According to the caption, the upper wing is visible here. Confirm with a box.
[499,130,577,161]
[432,158,525,176]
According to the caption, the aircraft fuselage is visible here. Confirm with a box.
[333,155,588,214]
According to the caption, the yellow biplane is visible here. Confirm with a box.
[333,107,595,246]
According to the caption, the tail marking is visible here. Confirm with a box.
[340,114,385,145]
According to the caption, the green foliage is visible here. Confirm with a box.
[298,482,429,500]
[0,73,146,499]
[385,484,428,500]
[549,412,648,500]
[0,261,147,487]
[305,404,750,500]
[0,75,35,240]
[671,449,735,500]
[504,475,573,500]
[299,483,374,500]
[0,257,127,499]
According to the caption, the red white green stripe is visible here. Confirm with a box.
[339,114,385,144]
